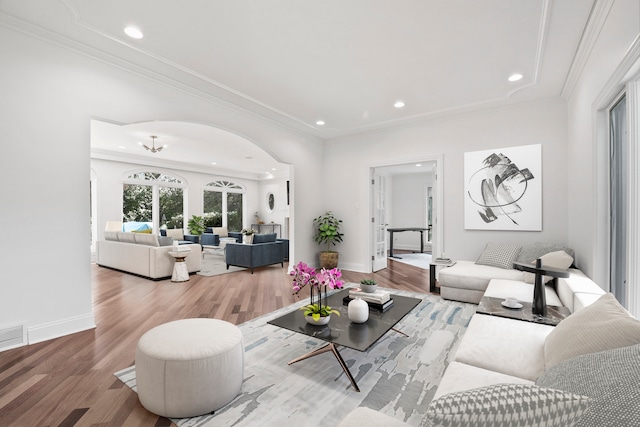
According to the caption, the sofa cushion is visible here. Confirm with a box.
[556,269,605,312]
[454,314,554,381]
[104,231,120,241]
[157,236,173,247]
[134,233,159,247]
[536,343,640,427]
[165,229,184,240]
[338,407,411,427]
[475,242,522,270]
[433,361,534,400]
[424,384,589,427]
[438,261,524,291]
[517,242,575,264]
[523,250,574,284]
[252,233,276,244]
[484,279,562,307]
[118,232,137,243]
[544,293,640,370]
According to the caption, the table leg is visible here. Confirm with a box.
[389,231,401,259]
[288,343,360,392]
[429,265,440,294]
[420,230,424,253]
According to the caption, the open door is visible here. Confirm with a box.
[372,172,387,272]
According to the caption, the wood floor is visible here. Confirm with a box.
[0,253,432,427]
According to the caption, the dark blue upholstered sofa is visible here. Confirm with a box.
[225,233,285,273]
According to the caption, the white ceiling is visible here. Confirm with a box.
[1,0,596,175]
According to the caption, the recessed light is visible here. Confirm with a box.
[394,101,406,109]
[118,146,126,149]
[272,168,276,171]
[316,120,325,126]
[416,164,422,167]
[124,26,144,39]
[211,162,217,165]
[508,73,523,82]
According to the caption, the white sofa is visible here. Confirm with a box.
[339,251,640,426]
[97,231,201,280]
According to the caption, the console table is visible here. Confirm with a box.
[251,223,281,237]
[387,227,430,258]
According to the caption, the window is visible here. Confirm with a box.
[123,171,186,231]
[204,180,245,231]
[609,95,627,307]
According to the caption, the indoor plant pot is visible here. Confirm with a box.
[314,211,344,268]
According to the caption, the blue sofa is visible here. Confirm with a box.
[225,233,285,273]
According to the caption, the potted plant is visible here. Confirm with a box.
[291,262,344,325]
[241,227,256,244]
[187,215,205,236]
[360,278,378,293]
[313,211,344,268]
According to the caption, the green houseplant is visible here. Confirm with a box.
[313,211,344,268]
[187,215,205,236]
[360,278,378,293]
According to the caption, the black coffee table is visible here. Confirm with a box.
[267,288,421,391]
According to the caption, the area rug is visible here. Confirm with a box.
[389,253,432,270]
[197,252,245,276]
[114,288,475,426]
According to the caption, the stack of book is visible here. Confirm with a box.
[343,288,394,312]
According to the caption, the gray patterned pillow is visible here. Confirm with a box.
[424,383,589,427]
[536,344,640,427]
[475,242,522,269]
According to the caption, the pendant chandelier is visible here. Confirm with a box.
[143,135,164,153]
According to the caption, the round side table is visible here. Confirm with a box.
[168,248,192,282]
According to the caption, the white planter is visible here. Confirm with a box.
[243,234,253,244]
[305,314,331,326]
[348,297,369,323]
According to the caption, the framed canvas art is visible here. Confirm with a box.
[464,144,542,231]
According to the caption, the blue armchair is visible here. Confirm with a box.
[225,233,285,273]
[200,227,242,247]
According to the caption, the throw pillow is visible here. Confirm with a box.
[158,236,173,247]
[212,227,228,237]
[165,229,184,241]
[475,242,522,270]
[423,383,589,427]
[536,343,640,427]
[544,293,640,370]
[523,250,574,284]
[517,243,575,264]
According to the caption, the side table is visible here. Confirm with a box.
[168,249,192,282]
[429,259,456,294]
[513,261,570,316]
[477,296,571,326]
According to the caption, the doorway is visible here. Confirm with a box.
[370,156,443,272]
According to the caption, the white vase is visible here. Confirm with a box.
[305,314,331,326]
[348,297,369,323]
[243,234,253,244]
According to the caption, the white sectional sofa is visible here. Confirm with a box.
[339,244,640,427]
[97,231,201,280]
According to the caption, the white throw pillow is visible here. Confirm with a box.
[165,229,184,240]
[523,250,574,284]
[212,227,228,237]
[544,293,640,370]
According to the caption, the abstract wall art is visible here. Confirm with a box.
[464,144,542,231]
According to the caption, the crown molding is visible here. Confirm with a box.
[561,0,615,100]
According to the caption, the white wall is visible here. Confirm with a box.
[323,101,569,272]
[567,0,639,286]
[390,173,432,251]
[258,177,290,236]
[0,25,322,345]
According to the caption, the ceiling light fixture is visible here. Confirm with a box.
[316,120,325,126]
[394,101,406,109]
[142,135,164,153]
[124,26,144,39]
[508,73,523,82]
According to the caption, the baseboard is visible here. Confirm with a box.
[28,313,96,345]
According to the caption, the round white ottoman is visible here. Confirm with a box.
[135,318,244,418]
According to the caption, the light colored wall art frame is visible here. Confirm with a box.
[464,144,542,231]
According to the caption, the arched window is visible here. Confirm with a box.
[122,171,187,232]
[203,180,245,231]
